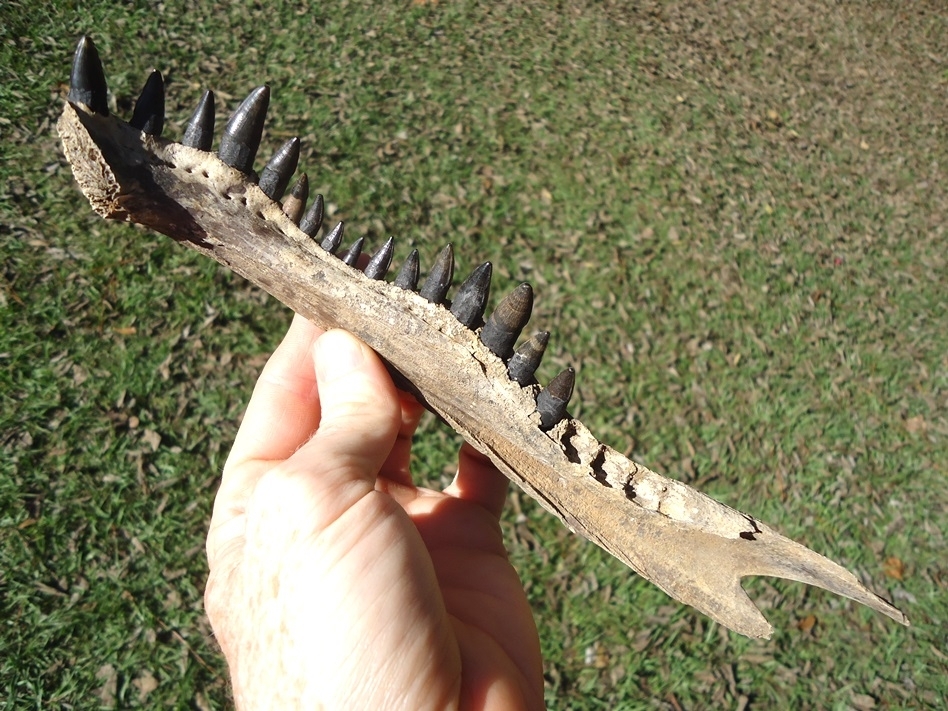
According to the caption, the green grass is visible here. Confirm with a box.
[2,0,946,708]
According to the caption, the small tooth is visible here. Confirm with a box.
[419,244,454,304]
[341,237,365,267]
[129,70,165,136]
[537,367,575,431]
[182,90,215,150]
[218,86,270,174]
[282,174,309,224]
[394,249,420,290]
[507,331,550,386]
[68,36,109,115]
[450,262,492,329]
[320,221,344,253]
[258,137,301,201]
[479,283,534,360]
[299,193,324,237]
[364,237,395,280]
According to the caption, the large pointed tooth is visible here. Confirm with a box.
[282,174,309,224]
[341,237,364,267]
[320,221,344,253]
[182,90,215,150]
[419,244,454,304]
[128,70,165,136]
[450,262,492,329]
[68,36,109,115]
[507,331,550,386]
[537,367,575,431]
[479,283,534,360]
[364,237,395,280]
[299,193,324,237]
[259,137,300,201]
[218,86,270,174]
[394,249,420,290]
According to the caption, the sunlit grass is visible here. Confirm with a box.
[1,0,945,707]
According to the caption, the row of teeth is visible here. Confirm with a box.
[68,36,575,431]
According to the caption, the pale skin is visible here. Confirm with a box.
[204,314,546,710]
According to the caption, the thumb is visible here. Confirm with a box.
[303,329,402,484]
[249,330,403,535]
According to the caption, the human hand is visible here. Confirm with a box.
[205,314,545,710]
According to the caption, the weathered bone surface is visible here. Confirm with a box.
[58,37,908,639]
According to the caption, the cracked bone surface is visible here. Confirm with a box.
[58,36,907,639]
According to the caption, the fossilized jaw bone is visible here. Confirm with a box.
[58,36,908,639]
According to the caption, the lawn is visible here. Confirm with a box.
[1,0,945,708]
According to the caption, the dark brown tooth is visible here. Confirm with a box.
[299,193,324,237]
[129,70,164,136]
[479,283,534,360]
[419,244,454,304]
[282,174,309,224]
[364,237,395,280]
[507,331,550,386]
[320,221,344,253]
[394,249,420,290]
[68,36,109,115]
[258,137,300,201]
[341,237,364,267]
[450,262,492,329]
[182,90,215,150]
[218,85,270,174]
[537,367,574,431]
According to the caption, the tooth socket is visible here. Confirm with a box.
[182,90,215,151]
[259,137,301,201]
[299,194,324,237]
[320,221,344,254]
[282,174,309,224]
[341,237,364,267]
[218,86,270,174]
[507,331,550,386]
[419,245,454,304]
[68,36,109,116]
[129,70,165,136]
[364,237,395,280]
[479,283,534,360]
[450,262,492,329]
[394,249,420,290]
[537,367,574,431]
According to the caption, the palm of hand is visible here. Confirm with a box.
[205,317,544,711]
